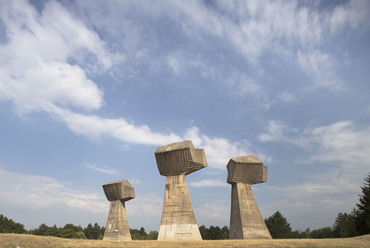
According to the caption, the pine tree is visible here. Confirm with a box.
[92,223,101,239]
[84,223,94,239]
[354,172,370,235]
[0,214,26,234]
[265,211,292,239]
[332,212,356,238]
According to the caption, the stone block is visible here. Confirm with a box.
[227,155,267,185]
[155,140,207,176]
[103,180,135,202]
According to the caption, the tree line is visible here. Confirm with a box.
[1,172,369,240]
[0,219,158,240]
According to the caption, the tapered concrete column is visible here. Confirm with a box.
[155,140,207,240]
[102,180,135,240]
[227,155,272,239]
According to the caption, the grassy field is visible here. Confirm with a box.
[1,233,370,248]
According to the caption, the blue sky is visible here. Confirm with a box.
[0,0,369,232]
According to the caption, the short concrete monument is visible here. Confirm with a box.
[227,155,272,239]
[102,180,135,240]
[155,140,207,240]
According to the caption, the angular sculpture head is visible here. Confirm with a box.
[227,155,267,185]
[103,180,135,202]
[155,140,207,176]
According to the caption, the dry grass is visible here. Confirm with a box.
[1,233,369,248]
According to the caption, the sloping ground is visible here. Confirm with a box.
[1,233,369,248]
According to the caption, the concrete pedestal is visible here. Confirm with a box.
[104,200,132,240]
[229,183,272,239]
[158,174,202,240]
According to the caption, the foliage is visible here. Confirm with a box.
[84,223,105,240]
[148,230,158,240]
[265,211,292,239]
[199,225,229,240]
[332,212,356,238]
[130,227,157,240]
[290,228,310,239]
[30,222,104,239]
[309,227,333,239]
[0,215,26,234]
[354,172,370,235]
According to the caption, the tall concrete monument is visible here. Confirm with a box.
[155,140,207,240]
[102,180,135,240]
[227,155,272,239]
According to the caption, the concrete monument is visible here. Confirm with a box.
[155,140,207,240]
[102,180,135,240]
[227,155,272,239]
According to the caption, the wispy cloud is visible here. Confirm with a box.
[195,201,229,224]
[329,0,370,34]
[184,126,271,169]
[49,106,181,146]
[260,120,370,166]
[258,120,289,142]
[0,168,107,213]
[189,179,227,188]
[258,119,370,221]
[297,50,342,90]
[84,164,120,175]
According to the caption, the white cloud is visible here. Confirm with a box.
[167,54,182,75]
[330,0,370,34]
[125,192,163,230]
[184,126,271,169]
[279,92,297,103]
[0,61,104,114]
[307,121,370,165]
[189,179,227,188]
[0,168,107,213]
[260,120,370,166]
[126,193,162,217]
[258,120,287,142]
[50,106,181,146]
[297,50,342,90]
[0,0,119,114]
[259,120,370,220]
[160,0,368,92]
[84,164,120,175]
[195,201,229,222]
[264,166,362,220]
[167,1,366,63]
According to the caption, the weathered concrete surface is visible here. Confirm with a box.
[155,140,207,176]
[158,174,202,240]
[103,180,135,241]
[227,156,272,239]
[227,155,267,185]
[155,141,207,240]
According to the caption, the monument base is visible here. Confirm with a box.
[158,174,202,240]
[103,200,132,240]
[230,183,272,239]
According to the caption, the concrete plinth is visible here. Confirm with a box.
[227,155,272,239]
[158,174,202,240]
[155,141,207,240]
[230,183,271,239]
[102,180,135,241]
